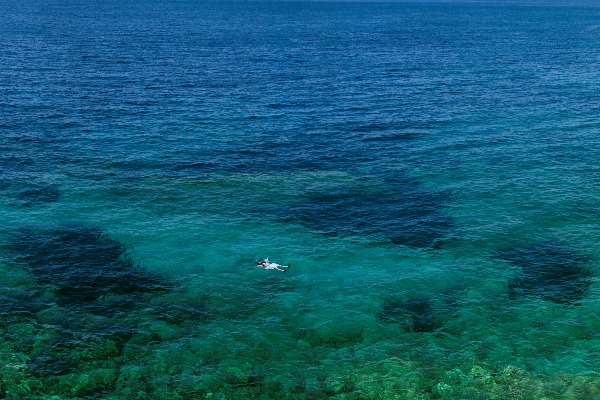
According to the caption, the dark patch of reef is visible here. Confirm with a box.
[378,289,462,333]
[10,225,172,315]
[286,175,452,248]
[494,241,593,304]
[0,288,48,323]
[379,297,445,332]
[3,224,216,384]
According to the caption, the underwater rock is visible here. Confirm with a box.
[494,241,593,304]
[222,372,265,389]
[379,297,446,332]
[297,326,365,349]
[10,225,172,315]
[286,175,452,248]
[0,289,47,326]
[378,289,463,333]
[24,315,155,378]
[29,353,79,377]
[95,325,145,344]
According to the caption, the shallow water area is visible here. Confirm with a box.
[2,0,600,398]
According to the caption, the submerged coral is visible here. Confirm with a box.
[10,225,172,315]
[0,288,47,326]
[378,288,463,333]
[379,297,447,333]
[494,241,593,304]
[284,175,452,248]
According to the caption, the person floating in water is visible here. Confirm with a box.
[255,258,290,272]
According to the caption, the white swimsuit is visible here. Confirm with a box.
[259,258,288,271]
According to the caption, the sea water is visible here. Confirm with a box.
[2,0,600,398]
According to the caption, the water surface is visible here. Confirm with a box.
[1,1,600,398]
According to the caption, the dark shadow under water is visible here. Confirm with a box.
[10,225,172,316]
[4,225,212,384]
[378,289,462,333]
[281,175,453,249]
[494,241,593,304]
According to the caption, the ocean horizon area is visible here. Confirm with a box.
[2,0,600,398]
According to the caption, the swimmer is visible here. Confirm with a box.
[255,258,290,272]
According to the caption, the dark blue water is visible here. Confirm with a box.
[2,1,600,398]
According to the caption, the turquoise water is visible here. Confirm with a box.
[2,1,600,398]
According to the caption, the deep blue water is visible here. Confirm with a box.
[2,1,600,398]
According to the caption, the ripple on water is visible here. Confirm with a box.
[0,180,61,206]
[14,184,61,206]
